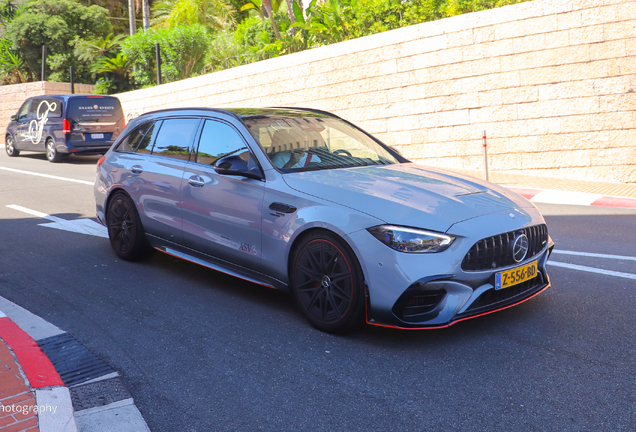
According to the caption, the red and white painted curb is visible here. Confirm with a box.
[0,309,77,432]
[507,187,636,208]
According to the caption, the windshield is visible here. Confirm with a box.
[241,112,400,172]
[67,97,123,123]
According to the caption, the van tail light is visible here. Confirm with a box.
[63,119,71,134]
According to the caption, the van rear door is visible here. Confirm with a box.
[66,96,124,149]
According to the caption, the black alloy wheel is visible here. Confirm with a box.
[291,232,365,333]
[46,139,63,163]
[5,135,19,157]
[106,192,153,261]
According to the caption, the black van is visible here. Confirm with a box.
[5,94,124,162]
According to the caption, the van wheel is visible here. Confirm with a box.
[5,135,19,157]
[46,139,63,163]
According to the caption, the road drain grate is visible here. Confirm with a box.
[69,377,132,411]
[37,333,115,387]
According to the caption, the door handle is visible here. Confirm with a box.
[130,165,143,174]
[188,176,205,187]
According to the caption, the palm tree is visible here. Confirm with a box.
[74,34,127,63]
[0,38,28,84]
[152,0,235,31]
[240,0,283,39]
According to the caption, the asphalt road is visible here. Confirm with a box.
[1,151,635,431]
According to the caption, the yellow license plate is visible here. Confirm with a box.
[495,261,538,290]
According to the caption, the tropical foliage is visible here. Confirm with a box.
[0,0,529,92]
[121,24,211,87]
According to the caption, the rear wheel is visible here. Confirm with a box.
[5,135,19,157]
[106,191,153,261]
[291,232,365,333]
[46,139,63,163]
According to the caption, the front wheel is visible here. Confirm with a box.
[46,139,63,163]
[290,232,366,333]
[106,191,153,261]
[5,135,19,157]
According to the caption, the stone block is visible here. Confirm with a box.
[603,20,636,41]
[526,14,559,35]
[484,39,515,58]
[560,114,592,133]
[569,24,605,45]
[447,29,475,48]
[502,86,540,104]
[590,40,626,61]
[399,35,448,57]
[581,3,619,25]
[599,93,636,112]
[538,80,595,100]
[463,44,486,61]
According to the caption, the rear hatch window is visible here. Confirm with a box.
[67,97,123,127]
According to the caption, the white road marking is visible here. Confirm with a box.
[0,166,93,185]
[6,204,108,238]
[530,189,603,206]
[548,260,636,280]
[552,250,636,261]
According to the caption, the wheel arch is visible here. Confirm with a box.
[286,226,369,297]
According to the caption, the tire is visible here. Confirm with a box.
[290,232,366,333]
[5,135,19,157]
[106,191,153,261]
[46,139,63,163]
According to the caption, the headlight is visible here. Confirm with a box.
[367,225,455,253]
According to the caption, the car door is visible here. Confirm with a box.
[181,119,265,271]
[13,100,31,150]
[123,117,201,244]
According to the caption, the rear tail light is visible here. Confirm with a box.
[122,118,126,129]
[97,156,105,167]
[63,119,71,134]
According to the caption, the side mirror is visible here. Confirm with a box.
[214,154,263,180]
[10,115,17,122]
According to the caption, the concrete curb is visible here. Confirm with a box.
[0,296,150,432]
[507,187,636,209]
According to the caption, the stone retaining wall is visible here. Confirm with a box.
[115,0,636,183]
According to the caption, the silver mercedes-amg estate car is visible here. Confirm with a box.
[95,107,554,333]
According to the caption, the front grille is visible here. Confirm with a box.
[465,273,545,313]
[461,224,548,271]
[393,289,446,323]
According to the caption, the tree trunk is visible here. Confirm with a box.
[128,0,136,35]
[264,0,282,39]
[142,0,150,31]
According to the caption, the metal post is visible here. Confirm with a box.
[156,43,162,85]
[41,45,46,81]
[70,66,74,94]
[482,130,489,181]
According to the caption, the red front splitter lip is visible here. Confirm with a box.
[366,279,550,330]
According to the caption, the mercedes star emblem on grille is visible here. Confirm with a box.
[512,234,529,263]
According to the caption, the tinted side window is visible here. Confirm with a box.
[196,120,249,165]
[115,122,153,152]
[152,118,199,160]
[136,122,160,154]
[29,99,62,118]
[17,101,29,120]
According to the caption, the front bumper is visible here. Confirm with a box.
[346,208,554,329]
